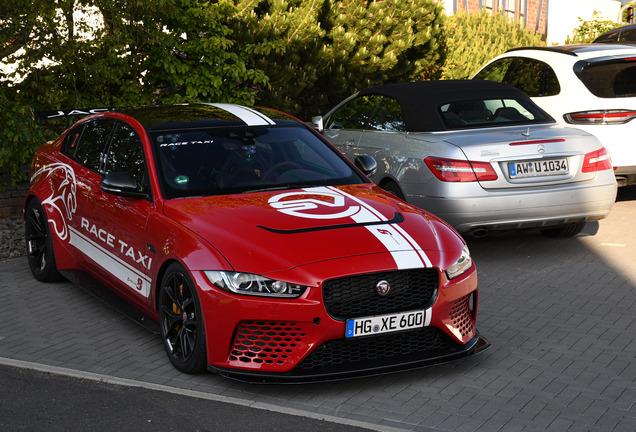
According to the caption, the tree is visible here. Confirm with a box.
[0,0,269,188]
[565,11,621,44]
[442,9,544,80]
[232,0,447,119]
[3,0,269,109]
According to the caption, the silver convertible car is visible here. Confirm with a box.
[312,80,617,237]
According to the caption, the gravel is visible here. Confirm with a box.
[0,217,25,261]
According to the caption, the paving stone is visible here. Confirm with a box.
[1,192,636,431]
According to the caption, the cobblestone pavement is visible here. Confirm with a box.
[1,187,635,432]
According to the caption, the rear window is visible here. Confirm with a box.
[473,57,560,97]
[439,98,553,129]
[576,59,636,98]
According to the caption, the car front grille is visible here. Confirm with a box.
[295,326,455,372]
[322,268,439,319]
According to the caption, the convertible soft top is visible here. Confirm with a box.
[358,80,535,132]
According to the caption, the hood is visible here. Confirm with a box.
[163,184,464,276]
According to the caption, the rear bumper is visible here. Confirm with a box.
[406,181,617,233]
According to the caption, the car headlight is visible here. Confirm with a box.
[205,271,306,298]
[445,245,472,279]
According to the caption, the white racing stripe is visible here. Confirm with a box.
[69,227,152,298]
[207,103,275,126]
[321,186,432,269]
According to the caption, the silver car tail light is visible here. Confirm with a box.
[424,156,498,182]
[564,110,636,125]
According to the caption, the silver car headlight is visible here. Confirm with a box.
[445,245,473,280]
[205,271,306,298]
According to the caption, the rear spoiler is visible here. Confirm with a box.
[31,107,116,126]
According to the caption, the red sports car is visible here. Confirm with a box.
[25,103,488,381]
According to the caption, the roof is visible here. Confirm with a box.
[506,43,636,57]
[357,80,533,132]
[593,24,636,44]
[119,103,297,131]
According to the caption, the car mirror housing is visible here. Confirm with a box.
[311,115,324,132]
[354,155,377,177]
[101,172,147,198]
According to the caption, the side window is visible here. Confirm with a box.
[326,95,383,130]
[60,124,85,157]
[475,57,560,97]
[474,58,513,83]
[367,97,406,132]
[104,122,148,192]
[73,119,115,172]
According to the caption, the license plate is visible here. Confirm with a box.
[345,309,429,338]
[509,158,568,178]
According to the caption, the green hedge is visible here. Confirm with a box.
[442,9,545,80]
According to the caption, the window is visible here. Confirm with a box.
[327,95,383,130]
[61,124,85,158]
[104,122,148,192]
[153,125,362,198]
[474,57,560,97]
[577,60,636,98]
[367,97,406,132]
[440,98,552,129]
[72,119,115,172]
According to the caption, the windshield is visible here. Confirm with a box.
[152,125,364,199]
[439,97,553,129]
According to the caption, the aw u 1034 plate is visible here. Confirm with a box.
[509,158,568,178]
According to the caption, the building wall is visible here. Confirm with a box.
[547,0,620,45]
[440,0,622,45]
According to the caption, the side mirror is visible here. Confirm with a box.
[101,172,147,198]
[354,155,377,177]
[311,115,324,132]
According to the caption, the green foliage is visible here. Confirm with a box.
[0,0,270,190]
[0,86,50,190]
[232,0,447,119]
[6,0,269,109]
[565,11,621,44]
[442,9,544,80]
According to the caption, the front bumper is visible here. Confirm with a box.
[193,263,486,382]
[210,332,490,383]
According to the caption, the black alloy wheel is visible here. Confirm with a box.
[24,199,62,282]
[159,263,207,373]
[381,180,405,200]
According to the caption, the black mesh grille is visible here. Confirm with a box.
[295,327,454,371]
[322,269,439,319]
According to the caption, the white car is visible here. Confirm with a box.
[473,44,636,186]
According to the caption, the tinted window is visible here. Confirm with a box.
[577,60,636,98]
[61,124,85,157]
[73,119,115,172]
[153,125,363,199]
[327,95,383,130]
[440,98,552,129]
[367,97,406,132]
[474,57,560,97]
[104,122,148,192]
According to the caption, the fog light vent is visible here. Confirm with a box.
[450,294,476,338]
[229,321,309,365]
